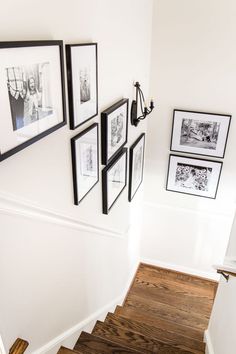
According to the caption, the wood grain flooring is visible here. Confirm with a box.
[57,263,218,354]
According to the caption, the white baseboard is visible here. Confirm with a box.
[204,330,215,354]
[141,257,220,281]
[32,260,139,354]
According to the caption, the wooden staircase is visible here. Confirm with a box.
[58,263,217,353]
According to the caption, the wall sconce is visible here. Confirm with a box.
[130,81,154,127]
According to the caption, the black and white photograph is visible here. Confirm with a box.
[7,62,53,131]
[0,41,66,162]
[102,148,127,214]
[101,98,128,165]
[166,154,223,199]
[66,43,98,129]
[170,110,231,158]
[129,133,145,201]
[71,123,99,205]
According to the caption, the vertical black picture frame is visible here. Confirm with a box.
[129,133,145,201]
[102,148,128,214]
[71,123,99,204]
[101,98,128,165]
[66,43,98,130]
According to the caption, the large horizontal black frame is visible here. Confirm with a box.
[166,154,223,199]
[66,43,98,130]
[170,109,231,158]
[0,40,66,162]
[129,133,145,201]
[71,123,99,205]
[101,98,128,165]
[102,148,128,214]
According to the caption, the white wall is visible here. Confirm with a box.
[0,0,153,352]
[207,215,236,354]
[141,0,236,278]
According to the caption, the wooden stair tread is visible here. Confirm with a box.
[58,346,84,354]
[124,293,208,330]
[74,331,142,354]
[130,277,214,316]
[134,267,216,301]
[105,312,205,354]
[139,263,218,291]
[115,305,204,341]
[92,321,194,354]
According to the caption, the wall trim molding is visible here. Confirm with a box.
[0,192,125,239]
[143,200,235,219]
[204,330,215,354]
[141,257,220,281]
[32,260,139,354]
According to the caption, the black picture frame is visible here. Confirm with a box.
[66,43,98,130]
[170,109,231,158]
[101,98,128,165]
[0,40,66,162]
[129,133,145,201]
[71,123,99,205]
[102,148,128,214]
[166,154,223,199]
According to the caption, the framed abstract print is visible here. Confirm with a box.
[129,133,145,201]
[166,154,223,199]
[66,43,98,129]
[102,148,127,214]
[170,109,231,158]
[0,40,66,161]
[101,98,128,165]
[71,123,99,204]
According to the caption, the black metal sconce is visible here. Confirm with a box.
[130,81,154,127]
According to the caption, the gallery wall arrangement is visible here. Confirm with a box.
[0,39,146,214]
[167,109,231,199]
[0,40,66,162]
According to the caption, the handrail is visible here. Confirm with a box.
[217,269,236,282]
[9,338,28,354]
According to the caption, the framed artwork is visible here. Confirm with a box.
[170,109,231,158]
[0,40,66,162]
[71,123,99,204]
[102,148,127,214]
[129,133,145,201]
[66,43,98,130]
[101,98,128,165]
[166,154,223,199]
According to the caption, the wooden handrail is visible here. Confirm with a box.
[217,269,236,282]
[9,338,28,354]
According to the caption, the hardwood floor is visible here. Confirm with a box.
[58,263,218,353]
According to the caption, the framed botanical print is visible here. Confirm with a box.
[102,148,127,214]
[66,43,98,129]
[71,123,99,204]
[170,109,231,158]
[166,154,223,199]
[0,40,66,162]
[129,133,145,201]
[101,98,128,165]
